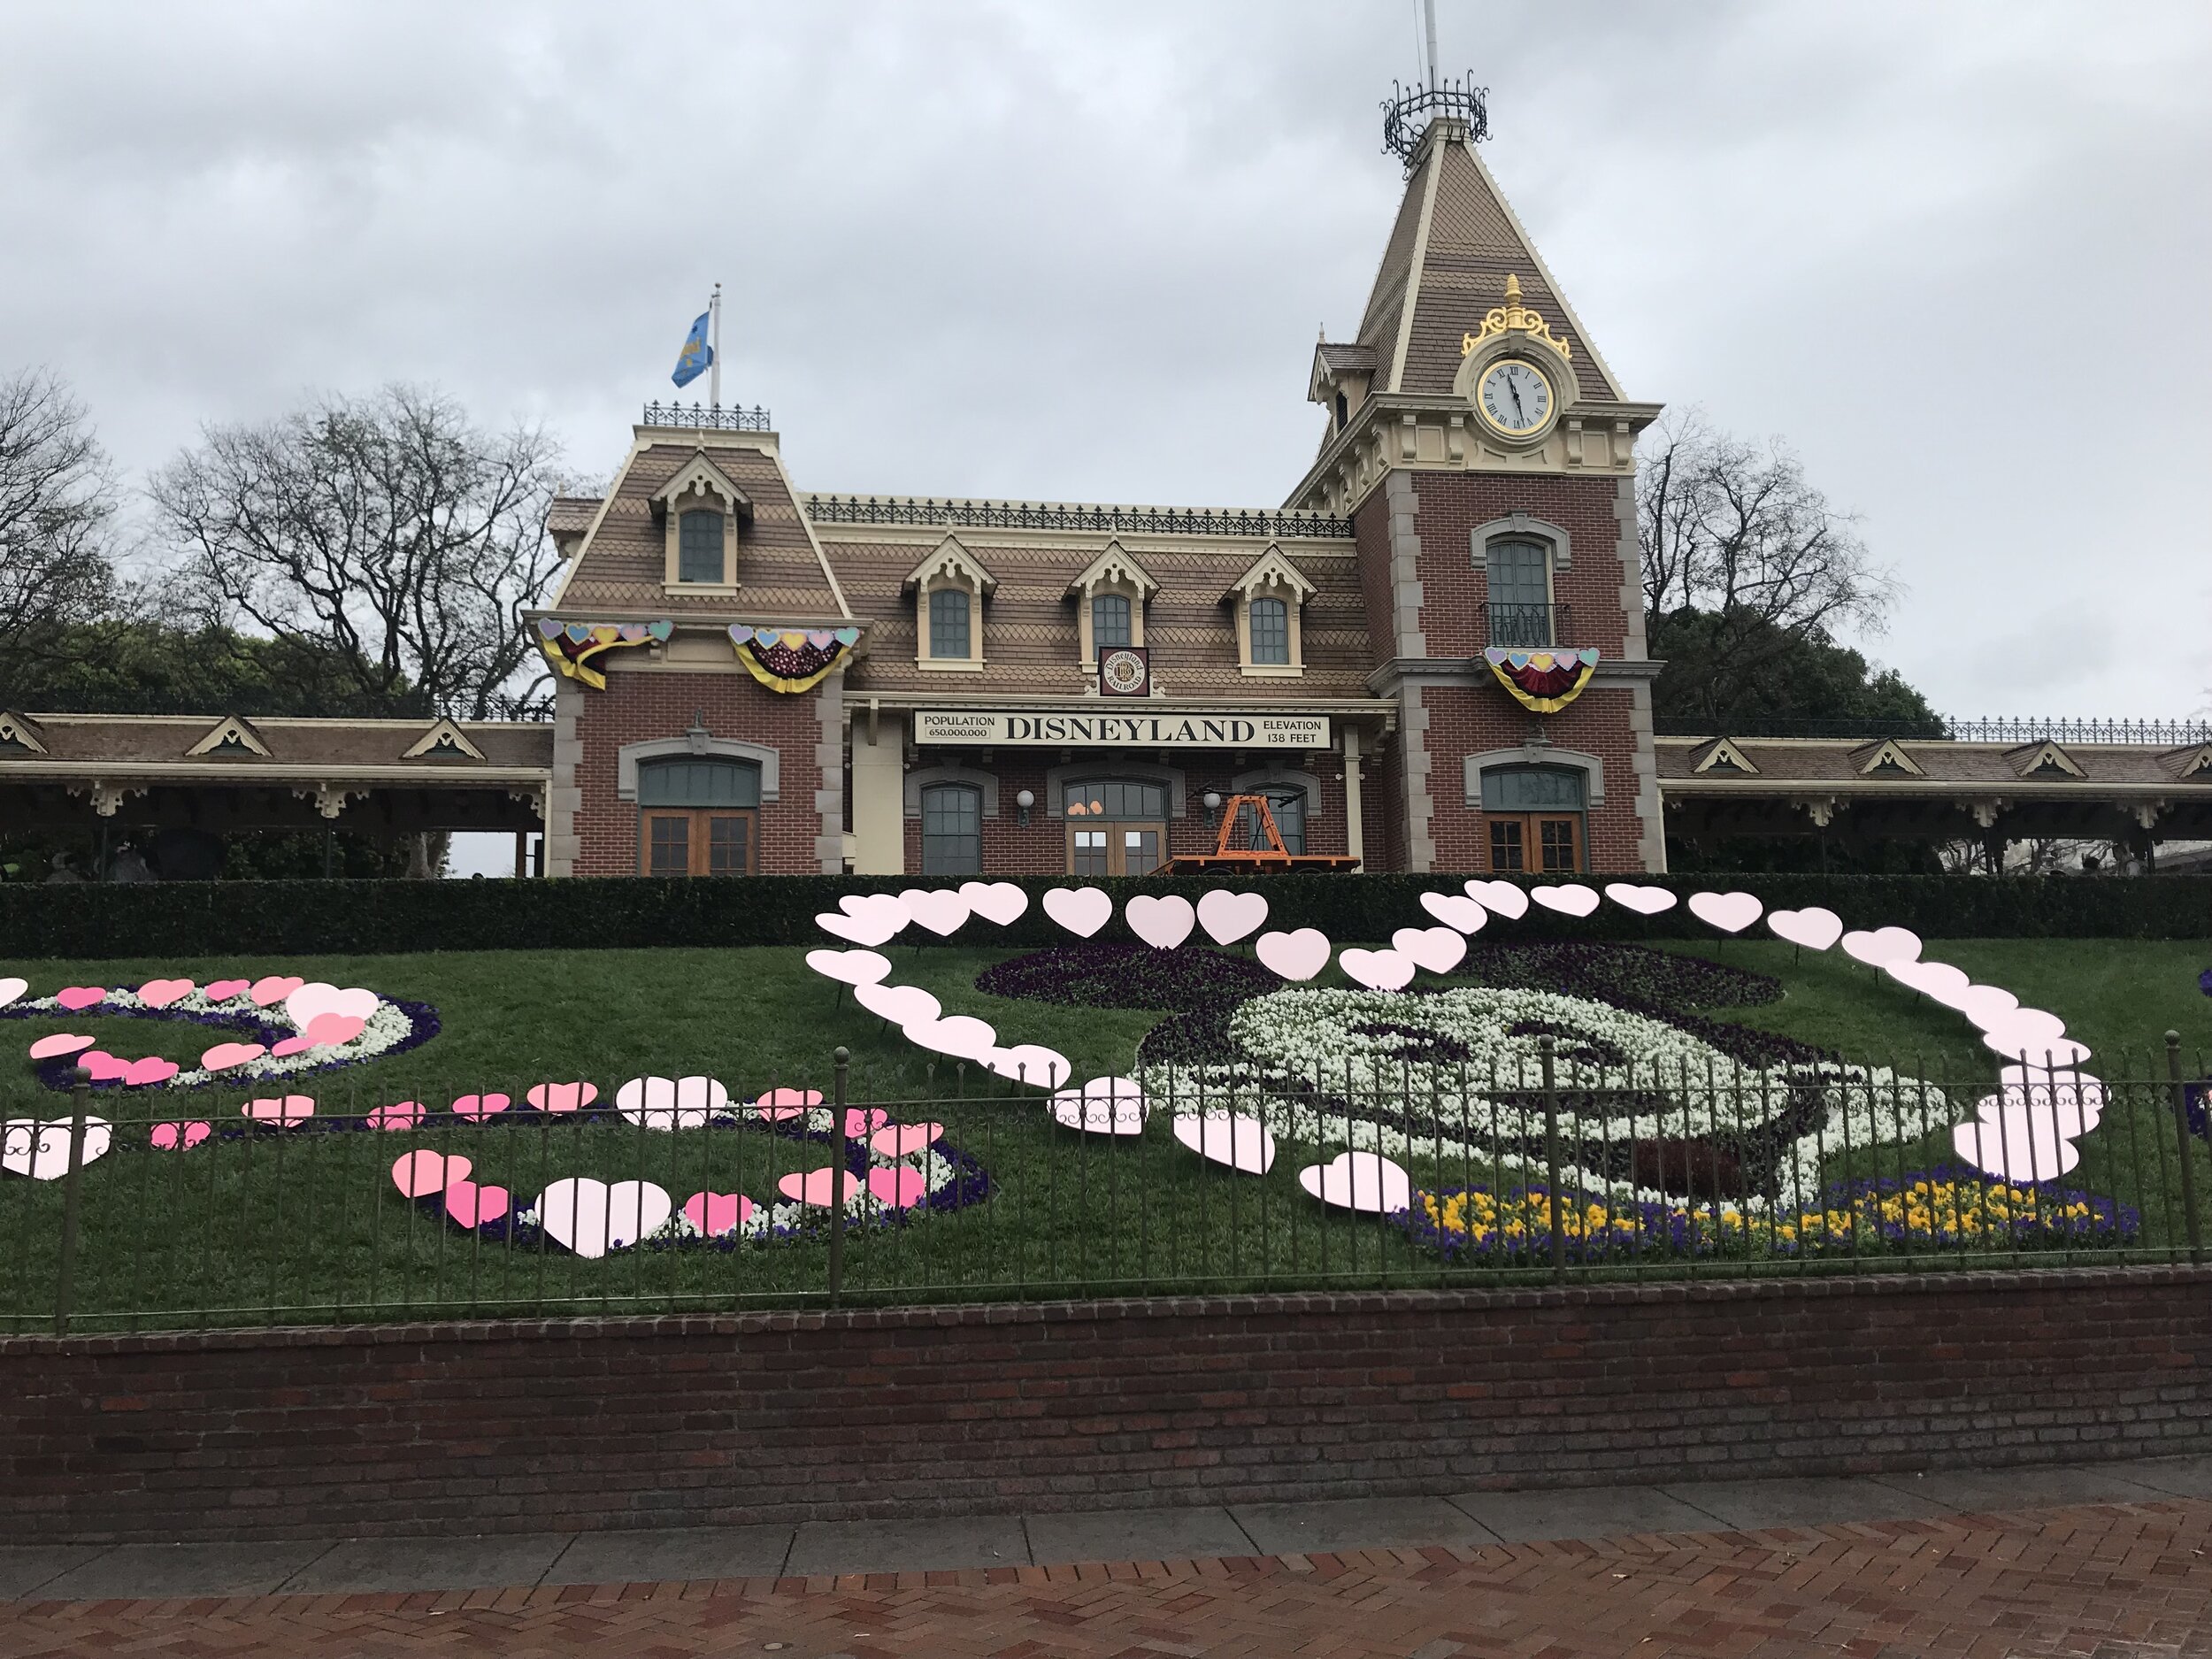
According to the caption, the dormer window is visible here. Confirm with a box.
[1067,542,1158,670]
[1225,546,1315,677]
[649,449,750,594]
[904,534,994,672]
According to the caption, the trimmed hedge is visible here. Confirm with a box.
[1,872,2207,959]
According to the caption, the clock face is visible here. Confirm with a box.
[1477,358,1554,436]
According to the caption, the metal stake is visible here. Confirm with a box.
[53,1066,92,1336]
[2169,1032,2203,1264]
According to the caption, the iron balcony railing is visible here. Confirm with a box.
[7,1035,2204,1336]
[803,495,1354,540]
[640,402,772,432]
[1483,602,1571,650]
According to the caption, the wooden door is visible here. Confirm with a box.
[1065,822,1165,875]
[642,810,757,876]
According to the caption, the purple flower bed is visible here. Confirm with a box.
[976,942,1280,1013]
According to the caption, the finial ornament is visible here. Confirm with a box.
[1461,274,1572,361]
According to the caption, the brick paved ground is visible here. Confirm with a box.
[3,1500,2208,1659]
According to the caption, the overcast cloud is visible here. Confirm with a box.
[3,0,2208,720]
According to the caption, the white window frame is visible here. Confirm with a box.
[905,535,994,672]
[1226,545,1314,678]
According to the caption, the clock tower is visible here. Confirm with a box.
[1290,80,1666,874]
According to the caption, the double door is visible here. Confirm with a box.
[1068,822,1164,876]
[1486,813,1581,874]
[643,809,756,877]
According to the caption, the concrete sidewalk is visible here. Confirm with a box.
[6,1454,2209,1603]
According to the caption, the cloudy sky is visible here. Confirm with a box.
[3,0,2208,726]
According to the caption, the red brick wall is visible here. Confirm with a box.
[6,1270,2207,1543]
[1424,685,1648,874]
[572,668,829,876]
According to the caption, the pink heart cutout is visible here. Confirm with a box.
[870,1123,944,1157]
[1125,894,1195,949]
[55,987,105,1012]
[442,1180,509,1228]
[1419,892,1486,933]
[897,887,971,936]
[81,1050,129,1082]
[755,1087,823,1121]
[1687,890,1763,934]
[1765,907,1843,950]
[450,1092,511,1121]
[842,1109,889,1139]
[682,1191,755,1236]
[958,880,1029,926]
[526,1081,597,1113]
[268,1036,313,1057]
[1531,883,1601,918]
[302,1012,365,1048]
[865,1167,928,1209]
[1464,880,1529,920]
[29,1033,95,1061]
[242,1094,314,1126]
[368,1101,425,1131]
[1604,883,1678,917]
[1339,948,1415,992]
[1298,1150,1412,1213]
[150,1120,212,1151]
[136,978,195,1009]
[855,982,941,1025]
[201,1041,266,1071]
[1041,886,1112,938]
[1391,926,1466,975]
[123,1056,180,1087]
[1255,928,1332,982]
[1196,889,1269,945]
[204,979,252,1002]
[778,1167,862,1206]
[391,1148,470,1197]
[250,975,304,1007]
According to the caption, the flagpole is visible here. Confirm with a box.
[709,282,722,411]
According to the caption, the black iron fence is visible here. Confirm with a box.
[1483,602,1571,650]
[6,1035,2207,1336]
[640,401,772,432]
[803,495,1353,540]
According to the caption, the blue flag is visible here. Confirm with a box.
[671,311,713,388]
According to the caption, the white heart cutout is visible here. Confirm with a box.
[1886,958,1970,1005]
[1049,1077,1146,1135]
[1957,985,2022,1031]
[0,976,27,1008]
[905,1013,997,1061]
[1256,928,1332,981]
[1952,1110,2080,1184]
[856,982,942,1026]
[817,908,902,948]
[803,948,893,987]
[1196,889,1269,945]
[899,887,971,937]
[958,881,1029,926]
[285,982,379,1027]
[612,1075,727,1131]
[1686,891,1763,934]
[538,1177,672,1258]
[1125,895,1195,950]
[1042,887,1113,938]
[1532,883,1599,918]
[1172,1113,1276,1175]
[1464,879,1528,920]
[1297,1151,1411,1214]
[1339,947,1414,991]
[1765,908,1843,950]
[1840,926,1921,967]
[1604,884,1677,917]
[1391,926,1466,975]
[1,1116,112,1180]
[1419,892,1486,933]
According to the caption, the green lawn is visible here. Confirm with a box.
[3,935,2207,1333]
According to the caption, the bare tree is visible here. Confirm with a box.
[1639,410,1901,635]
[151,386,563,718]
[0,369,117,690]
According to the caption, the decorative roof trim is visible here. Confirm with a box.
[402,718,488,762]
[1691,736,1760,776]
[2165,741,2212,780]
[649,449,753,521]
[1225,545,1317,603]
[2010,740,2087,780]
[1064,540,1158,601]
[1853,739,1925,777]
[902,534,997,597]
[185,715,272,758]
[0,711,47,754]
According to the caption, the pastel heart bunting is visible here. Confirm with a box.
[832,626,860,646]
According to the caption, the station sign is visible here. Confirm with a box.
[912,709,1331,749]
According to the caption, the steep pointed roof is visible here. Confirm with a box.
[1349,119,1625,403]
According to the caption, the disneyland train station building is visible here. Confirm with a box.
[11,96,2208,877]
[534,106,1668,882]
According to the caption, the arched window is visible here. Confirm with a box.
[1484,537,1554,647]
[638,757,760,876]
[919,782,983,877]
[1479,764,1584,874]
[1091,593,1133,653]
[1064,777,1166,875]
[678,510,726,585]
[1248,596,1291,665]
[928,588,972,661]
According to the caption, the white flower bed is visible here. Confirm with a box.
[1137,986,1955,1212]
[12,985,420,1089]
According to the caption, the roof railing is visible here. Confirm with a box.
[1655,716,2212,746]
[803,495,1353,539]
[641,402,772,432]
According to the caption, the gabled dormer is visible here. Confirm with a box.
[0,711,48,755]
[649,449,753,595]
[1067,541,1158,664]
[403,718,487,762]
[2009,741,2085,780]
[186,715,271,758]
[903,535,995,672]
[1309,340,1379,439]
[1690,736,1759,775]
[1853,739,1924,778]
[2162,741,2212,781]
[1224,546,1316,676]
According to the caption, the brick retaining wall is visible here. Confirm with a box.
[5,1268,2209,1544]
